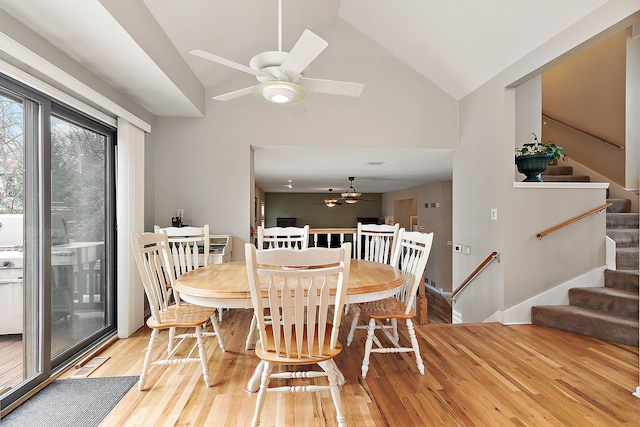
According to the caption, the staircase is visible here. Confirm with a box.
[531,197,639,346]
[541,160,590,182]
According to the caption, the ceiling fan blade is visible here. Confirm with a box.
[212,85,256,101]
[190,49,271,78]
[299,77,364,97]
[279,30,328,77]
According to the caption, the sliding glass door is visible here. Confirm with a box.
[49,111,115,365]
[0,77,116,412]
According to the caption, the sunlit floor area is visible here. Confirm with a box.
[0,310,106,390]
[57,307,639,426]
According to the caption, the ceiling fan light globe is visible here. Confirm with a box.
[253,82,306,104]
[341,192,361,198]
[343,197,358,204]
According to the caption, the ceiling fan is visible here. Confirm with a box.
[340,177,378,204]
[312,189,343,208]
[189,0,364,104]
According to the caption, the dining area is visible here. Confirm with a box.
[125,224,433,426]
[78,223,640,426]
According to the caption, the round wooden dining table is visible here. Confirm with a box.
[173,258,405,393]
[173,258,405,309]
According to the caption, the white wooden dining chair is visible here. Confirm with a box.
[356,222,400,264]
[257,224,309,249]
[244,242,351,427]
[346,222,400,344]
[154,225,210,301]
[245,225,310,350]
[352,229,434,379]
[130,232,224,391]
[153,225,226,354]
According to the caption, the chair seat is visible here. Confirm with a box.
[357,298,416,320]
[255,324,342,365]
[146,304,214,330]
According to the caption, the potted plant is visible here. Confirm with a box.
[515,125,566,182]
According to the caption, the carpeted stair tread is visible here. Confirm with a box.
[568,287,638,317]
[606,213,639,229]
[540,175,591,182]
[604,269,639,292]
[607,198,632,213]
[616,247,639,270]
[606,228,640,247]
[531,305,638,346]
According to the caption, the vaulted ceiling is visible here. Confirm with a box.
[0,0,612,191]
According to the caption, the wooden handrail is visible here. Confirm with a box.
[536,203,611,239]
[542,112,624,150]
[449,251,499,302]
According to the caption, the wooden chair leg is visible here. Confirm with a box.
[346,305,361,346]
[251,361,273,427]
[245,313,258,350]
[208,313,226,352]
[195,325,212,387]
[361,317,376,379]
[326,362,347,427]
[406,318,425,375]
[139,328,158,391]
[391,318,399,343]
[168,327,176,354]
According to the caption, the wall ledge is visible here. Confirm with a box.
[513,182,609,189]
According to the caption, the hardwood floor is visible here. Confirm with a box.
[54,307,639,426]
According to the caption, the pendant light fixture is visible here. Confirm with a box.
[324,189,339,207]
[341,177,361,204]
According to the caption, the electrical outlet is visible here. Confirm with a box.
[491,208,498,221]
[177,209,184,218]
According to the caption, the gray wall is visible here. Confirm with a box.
[383,181,453,292]
[264,193,382,228]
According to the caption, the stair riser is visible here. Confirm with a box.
[604,269,640,292]
[542,166,574,176]
[616,250,640,270]
[531,307,638,347]
[607,199,632,214]
[606,229,640,248]
[607,213,639,229]
[569,289,639,318]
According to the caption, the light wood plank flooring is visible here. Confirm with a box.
[55,307,639,426]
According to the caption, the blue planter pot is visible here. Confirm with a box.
[515,154,553,182]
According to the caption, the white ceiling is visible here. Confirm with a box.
[0,0,610,192]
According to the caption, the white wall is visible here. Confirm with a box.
[627,25,640,190]
[151,18,459,260]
